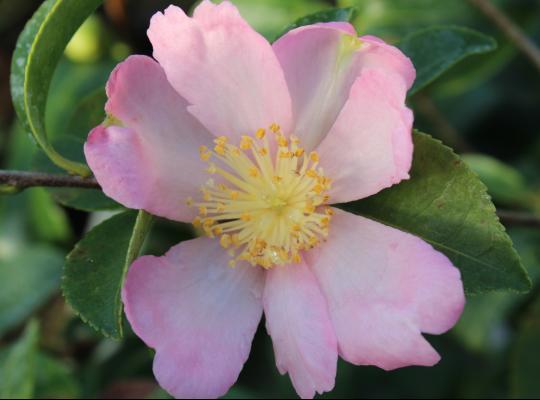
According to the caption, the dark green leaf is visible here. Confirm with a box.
[397,26,497,95]
[0,247,63,335]
[33,136,120,211]
[0,320,39,398]
[462,154,529,206]
[10,0,103,176]
[63,211,153,339]
[341,132,530,294]
[225,0,330,41]
[338,0,471,39]
[275,7,356,41]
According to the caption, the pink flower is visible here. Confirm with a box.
[84,1,465,398]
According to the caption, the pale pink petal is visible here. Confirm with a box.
[305,209,465,371]
[315,22,357,35]
[359,35,416,90]
[316,68,413,203]
[148,1,292,139]
[122,237,265,399]
[272,23,361,150]
[264,262,337,399]
[84,55,213,222]
[273,25,414,150]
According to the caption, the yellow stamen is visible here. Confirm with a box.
[240,136,253,150]
[249,167,259,177]
[189,127,333,268]
[270,123,280,133]
[277,135,288,147]
[214,145,226,155]
[256,128,266,139]
[220,234,232,249]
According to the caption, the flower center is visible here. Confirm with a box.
[189,124,333,269]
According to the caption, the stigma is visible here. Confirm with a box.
[189,125,333,269]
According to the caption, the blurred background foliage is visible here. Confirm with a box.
[1,0,540,398]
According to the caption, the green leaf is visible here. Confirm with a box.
[462,154,529,206]
[33,136,120,211]
[511,296,540,398]
[0,320,39,398]
[341,132,530,294]
[222,0,330,41]
[397,26,497,95]
[10,0,103,176]
[337,0,472,39]
[275,7,356,41]
[0,246,63,336]
[63,211,153,339]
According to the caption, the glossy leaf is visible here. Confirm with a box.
[275,7,356,41]
[0,320,39,398]
[228,0,329,41]
[0,246,63,335]
[462,154,529,206]
[341,132,530,294]
[397,26,497,95]
[338,0,471,39]
[32,86,118,211]
[10,0,103,176]
[63,211,152,339]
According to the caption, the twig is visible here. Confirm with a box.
[0,170,100,191]
[468,0,540,74]
[498,210,540,229]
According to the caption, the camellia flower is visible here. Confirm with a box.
[84,1,465,398]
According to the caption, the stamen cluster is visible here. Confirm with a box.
[188,124,333,268]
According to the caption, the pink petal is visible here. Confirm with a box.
[84,55,213,222]
[316,68,414,203]
[305,209,465,371]
[273,25,414,151]
[272,23,360,150]
[148,1,292,139]
[122,237,265,399]
[359,35,416,90]
[264,262,337,399]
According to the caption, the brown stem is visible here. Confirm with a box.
[468,0,540,73]
[498,210,540,229]
[0,170,100,191]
